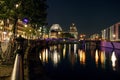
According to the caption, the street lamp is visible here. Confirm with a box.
[113,34,116,41]
[13,4,19,39]
[15,4,19,8]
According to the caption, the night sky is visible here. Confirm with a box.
[47,0,120,35]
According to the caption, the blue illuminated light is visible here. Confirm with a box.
[23,18,29,23]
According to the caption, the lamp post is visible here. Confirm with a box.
[13,4,19,39]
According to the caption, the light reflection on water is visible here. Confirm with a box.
[100,50,106,69]
[39,43,120,79]
[78,49,86,65]
[111,51,117,71]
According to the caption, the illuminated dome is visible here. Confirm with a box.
[50,24,62,32]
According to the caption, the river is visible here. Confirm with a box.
[39,43,120,80]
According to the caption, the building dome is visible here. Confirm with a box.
[49,24,62,38]
[50,24,62,32]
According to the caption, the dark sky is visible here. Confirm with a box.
[47,0,120,35]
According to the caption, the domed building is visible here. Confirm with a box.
[49,24,62,38]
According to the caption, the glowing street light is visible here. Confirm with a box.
[15,4,19,8]
[13,4,20,39]
[113,34,116,41]
[24,24,27,28]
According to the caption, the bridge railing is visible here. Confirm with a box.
[11,46,24,80]
[11,53,24,80]
[10,35,28,80]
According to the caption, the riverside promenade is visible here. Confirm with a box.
[0,39,49,80]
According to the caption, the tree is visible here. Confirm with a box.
[0,0,48,37]
[21,0,48,28]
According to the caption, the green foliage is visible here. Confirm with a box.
[0,0,20,19]
[21,0,48,27]
[0,0,48,28]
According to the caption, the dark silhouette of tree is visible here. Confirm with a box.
[22,0,48,28]
[0,0,48,37]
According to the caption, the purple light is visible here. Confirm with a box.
[23,18,29,23]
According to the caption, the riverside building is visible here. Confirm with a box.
[101,22,120,41]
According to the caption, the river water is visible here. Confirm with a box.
[39,43,120,80]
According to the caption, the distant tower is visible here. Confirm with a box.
[69,23,78,39]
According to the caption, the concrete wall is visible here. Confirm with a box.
[101,41,120,50]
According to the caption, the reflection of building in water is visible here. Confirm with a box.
[39,47,60,67]
[39,49,49,63]
[95,49,106,68]
[69,44,71,54]
[100,51,106,69]
[95,49,99,67]
[74,44,77,54]
[69,50,76,66]
[68,44,78,66]
[78,49,86,65]
[111,51,117,71]
[90,48,107,69]
[63,44,66,59]
[52,50,60,66]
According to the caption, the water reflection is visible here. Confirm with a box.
[52,50,60,67]
[74,44,77,54]
[94,49,107,68]
[39,49,48,63]
[69,48,76,66]
[100,50,106,69]
[63,44,66,59]
[95,49,99,67]
[111,51,117,70]
[39,43,120,72]
[78,49,86,65]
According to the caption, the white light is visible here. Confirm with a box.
[113,34,116,38]
[111,51,117,70]
[16,4,19,8]
[24,24,27,27]
[95,49,99,66]
[3,31,7,34]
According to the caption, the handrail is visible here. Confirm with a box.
[11,54,23,80]
[11,36,26,80]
